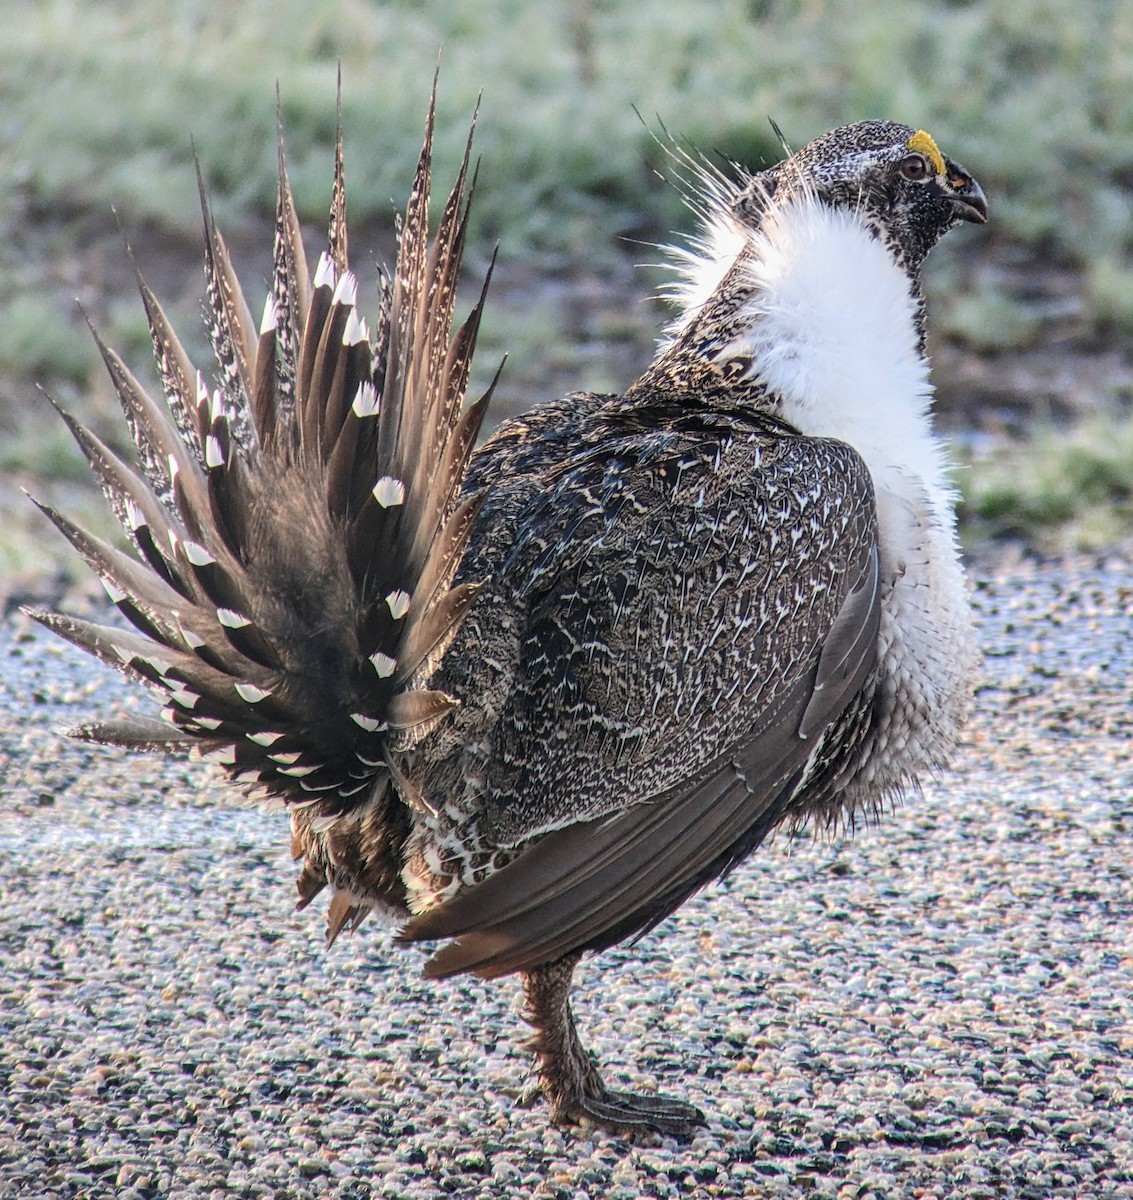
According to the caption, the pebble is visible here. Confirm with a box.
[1,563,1132,1197]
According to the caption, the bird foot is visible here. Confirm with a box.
[523,954,707,1138]
[551,1083,707,1138]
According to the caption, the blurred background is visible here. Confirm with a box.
[2,0,1132,605]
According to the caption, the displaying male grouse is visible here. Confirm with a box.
[33,89,987,1135]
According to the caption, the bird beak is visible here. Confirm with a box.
[943,166,988,224]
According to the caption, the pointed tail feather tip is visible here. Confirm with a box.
[33,81,492,838]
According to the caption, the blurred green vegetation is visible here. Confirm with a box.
[2,0,1133,574]
[958,414,1133,556]
[6,0,1132,256]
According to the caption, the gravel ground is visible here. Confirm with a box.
[1,562,1131,1199]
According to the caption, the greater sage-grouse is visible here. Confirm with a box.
[34,91,987,1135]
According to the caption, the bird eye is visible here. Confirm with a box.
[900,154,931,182]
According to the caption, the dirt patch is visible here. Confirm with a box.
[3,206,1132,611]
[6,205,1132,431]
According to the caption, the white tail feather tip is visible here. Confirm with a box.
[331,270,358,308]
[385,590,411,620]
[314,252,336,290]
[277,764,319,778]
[373,477,406,508]
[183,540,216,567]
[125,499,146,531]
[369,652,397,678]
[342,308,369,346]
[352,382,379,418]
[301,781,342,796]
[208,388,227,424]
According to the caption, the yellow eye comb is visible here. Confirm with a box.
[906,130,946,176]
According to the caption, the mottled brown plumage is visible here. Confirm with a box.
[34,90,986,1136]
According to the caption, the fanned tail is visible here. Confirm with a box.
[31,82,494,921]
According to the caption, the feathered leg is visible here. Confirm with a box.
[522,954,707,1137]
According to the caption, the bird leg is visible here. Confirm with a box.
[521,953,707,1137]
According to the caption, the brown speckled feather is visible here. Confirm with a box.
[402,409,881,970]
[33,96,984,1135]
[408,539,878,978]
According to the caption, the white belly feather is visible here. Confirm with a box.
[703,195,977,792]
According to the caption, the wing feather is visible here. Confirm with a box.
[402,434,882,977]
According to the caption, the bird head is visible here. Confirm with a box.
[745,121,987,275]
[652,118,988,385]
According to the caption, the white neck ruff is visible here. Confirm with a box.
[669,194,951,508]
[664,193,976,798]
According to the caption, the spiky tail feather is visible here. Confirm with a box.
[30,83,495,925]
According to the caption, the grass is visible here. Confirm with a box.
[958,413,1133,557]
[7,0,1132,260]
[0,296,92,387]
[3,0,1133,565]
